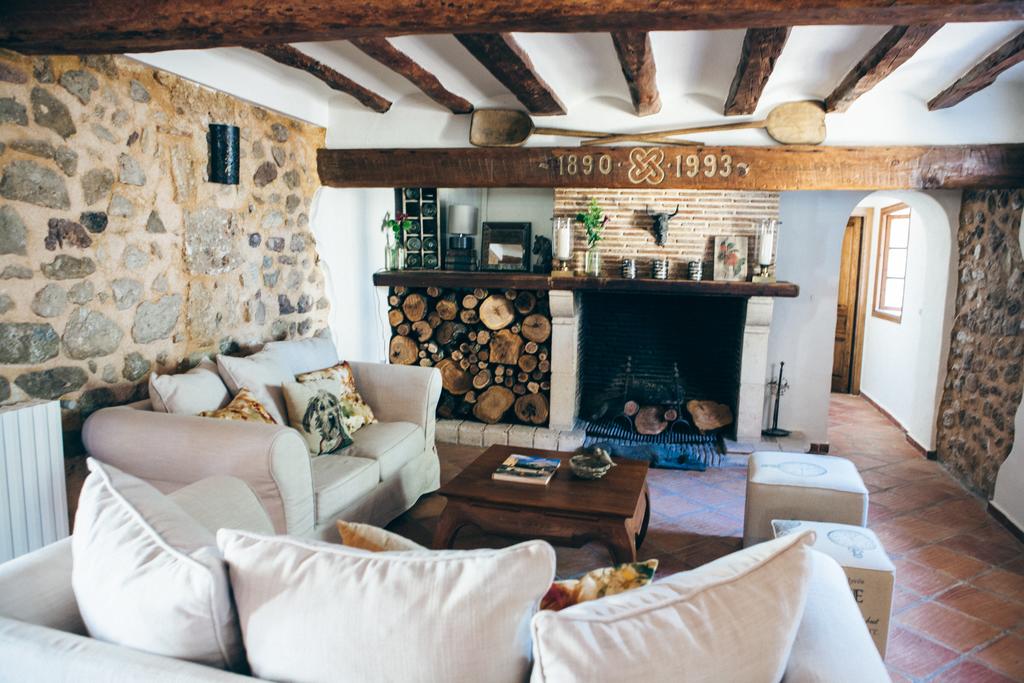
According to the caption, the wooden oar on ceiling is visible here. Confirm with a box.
[581,101,827,146]
[469,109,697,147]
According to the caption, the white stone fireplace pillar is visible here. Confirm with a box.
[547,290,580,432]
[737,296,774,441]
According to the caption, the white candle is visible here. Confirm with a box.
[758,224,775,265]
[554,221,572,260]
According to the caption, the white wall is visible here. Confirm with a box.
[993,211,1024,529]
[857,192,960,450]
[768,192,867,442]
[310,188,392,362]
[767,190,959,446]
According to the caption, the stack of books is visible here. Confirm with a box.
[492,454,561,486]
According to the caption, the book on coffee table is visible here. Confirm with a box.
[492,454,561,485]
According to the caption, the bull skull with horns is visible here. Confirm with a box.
[644,205,679,246]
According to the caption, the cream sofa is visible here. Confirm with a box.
[0,474,889,682]
[81,337,442,540]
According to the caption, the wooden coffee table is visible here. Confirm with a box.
[433,445,650,563]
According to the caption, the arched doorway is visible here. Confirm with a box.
[829,191,959,452]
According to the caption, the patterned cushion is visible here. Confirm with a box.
[199,388,276,424]
[281,379,353,456]
[296,361,376,435]
[540,560,659,612]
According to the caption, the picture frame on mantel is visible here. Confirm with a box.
[714,235,749,281]
[480,222,532,271]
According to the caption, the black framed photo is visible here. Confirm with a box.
[480,222,532,271]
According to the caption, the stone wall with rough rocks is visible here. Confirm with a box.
[936,189,1024,496]
[0,51,330,436]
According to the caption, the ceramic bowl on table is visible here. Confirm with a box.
[569,448,616,480]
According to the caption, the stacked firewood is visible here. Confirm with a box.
[387,286,552,425]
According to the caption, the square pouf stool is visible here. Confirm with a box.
[744,451,868,547]
[773,520,894,658]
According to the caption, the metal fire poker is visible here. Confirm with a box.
[762,361,791,437]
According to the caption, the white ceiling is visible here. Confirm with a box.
[132,22,1024,147]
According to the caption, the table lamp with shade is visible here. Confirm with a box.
[445,204,479,271]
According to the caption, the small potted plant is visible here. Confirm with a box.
[576,198,608,277]
[381,211,413,271]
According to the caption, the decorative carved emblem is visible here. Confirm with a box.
[627,147,665,185]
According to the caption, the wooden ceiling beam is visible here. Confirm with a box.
[928,30,1024,110]
[611,32,661,117]
[317,144,1024,191]
[349,37,474,114]
[254,44,391,112]
[6,1,1022,54]
[825,25,944,113]
[454,33,566,116]
[724,28,790,116]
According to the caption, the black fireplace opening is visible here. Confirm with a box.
[577,292,746,465]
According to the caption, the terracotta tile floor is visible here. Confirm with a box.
[389,394,1024,682]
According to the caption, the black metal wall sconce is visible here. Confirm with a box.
[208,123,239,185]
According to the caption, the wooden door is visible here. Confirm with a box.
[832,216,864,393]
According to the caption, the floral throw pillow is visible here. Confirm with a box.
[335,520,426,552]
[296,361,376,435]
[199,388,276,424]
[282,379,353,456]
[540,560,659,612]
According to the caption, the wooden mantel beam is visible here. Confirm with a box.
[824,25,944,113]
[724,28,790,116]
[5,1,1023,55]
[455,34,566,116]
[611,32,661,117]
[349,37,474,114]
[254,44,391,113]
[317,145,1024,191]
[928,30,1024,110]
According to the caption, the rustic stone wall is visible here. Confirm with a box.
[936,189,1024,496]
[553,188,779,278]
[0,51,329,434]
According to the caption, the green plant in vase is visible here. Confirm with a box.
[576,198,608,276]
[381,212,413,271]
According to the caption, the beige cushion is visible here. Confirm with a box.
[336,520,426,552]
[530,531,816,683]
[218,529,555,683]
[282,379,352,456]
[148,358,230,415]
[346,420,424,480]
[262,334,339,375]
[71,459,243,670]
[312,454,380,523]
[784,550,890,683]
[216,352,292,425]
[744,452,868,546]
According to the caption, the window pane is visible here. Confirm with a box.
[883,278,904,310]
[888,217,910,248]
[886,248,907,278]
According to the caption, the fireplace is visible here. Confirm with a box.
[547,290,775,445]
[577,292,746,443]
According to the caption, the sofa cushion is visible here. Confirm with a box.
[217,529,555,683]
[312,454,380,523]
[336,520,426,552]
[282,379,353,456]
[216,352,292,425]
[149,358,230,415]
[199,388,276,424]
[71,459,243,671]
[262,334,340,376]
[345,421,424,480]
[296,361,376,435]
[530,531,815,683]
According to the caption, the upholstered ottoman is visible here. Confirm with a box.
[743,452,868,547]
[772,519,894,658]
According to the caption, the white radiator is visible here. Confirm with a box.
[0,400,68,563]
